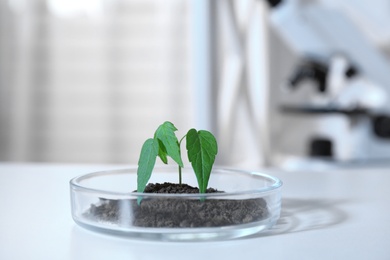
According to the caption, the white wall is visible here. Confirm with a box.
[0,0,194,163]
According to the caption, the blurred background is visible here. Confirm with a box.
[1,0,390,169]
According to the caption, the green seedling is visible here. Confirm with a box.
[137,121,218,200]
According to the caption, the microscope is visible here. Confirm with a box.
[265,0,390,169]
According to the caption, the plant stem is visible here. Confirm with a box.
[178,135,186,185]
[179,166,182,185]
[179,135,186,145]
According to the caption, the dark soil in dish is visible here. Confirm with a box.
[86,183,269,228]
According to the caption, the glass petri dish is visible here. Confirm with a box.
[70,166,282,241]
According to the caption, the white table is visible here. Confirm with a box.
[1,163,389,260]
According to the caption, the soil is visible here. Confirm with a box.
[86,183,269,228]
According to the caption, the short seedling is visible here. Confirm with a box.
[137,121,218,198]
[84,122,269,229]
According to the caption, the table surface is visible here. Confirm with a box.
[1,162,390,260]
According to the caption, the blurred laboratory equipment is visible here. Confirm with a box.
[197,0,270,168]
[205,0,390,169]
[266,0,390,169]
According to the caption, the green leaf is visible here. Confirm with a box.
[154,121,184,167]
[137,138,159,193]
[186,129,218,193]
[156,139,168,164]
